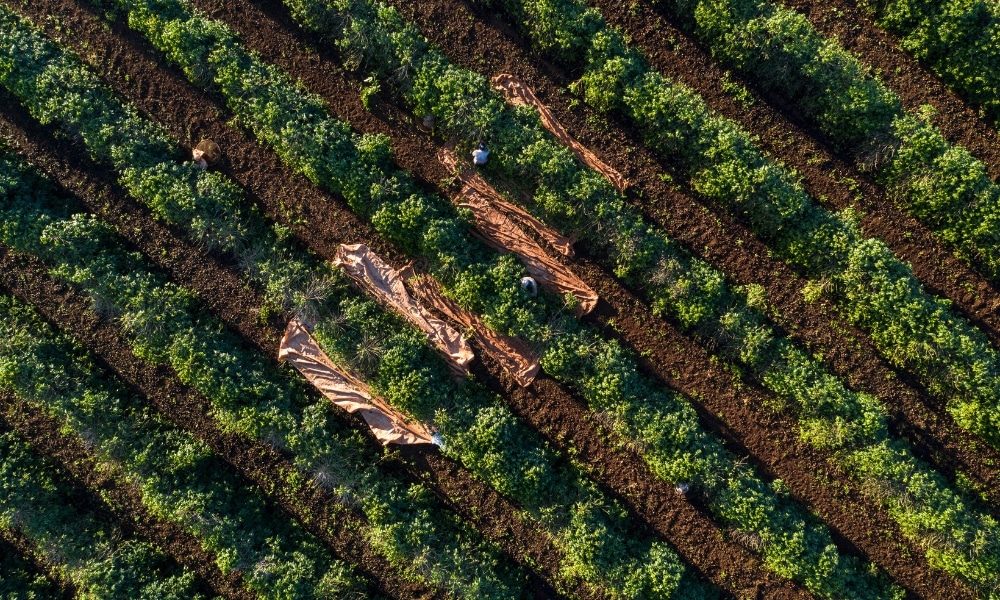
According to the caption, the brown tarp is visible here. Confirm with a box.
[334,243,474,375]
[493,73,629,193]
[401,267,541,387]
[439,149,599,316]
[440,149,575,258]
[278,319,436,446]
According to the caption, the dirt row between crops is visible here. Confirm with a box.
[583,0,1000,497]
[5,3,587,598]
[0,91,572,600]
[0,119,438,598]
[374,0,995,594]
[0,385,247,600]
[31,0,810,597]
[589,0,1000,500]
[27,0,760,588]
[186,0,972,597]
[385,0,1000,519]
[780,0,1000,180]
[0,510,74,599]
[618,0,1000,341]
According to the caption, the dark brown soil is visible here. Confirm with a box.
[2,2,580,597]
[622,0,1000,347]
[586,0,1000,512]
[0,390,250,600]
[0,243,432,599]
[367,0,1000,524]
[780,0,1000,179]
[0,520,75,599]
[7,0,990,597]
[171,0,972,597]
[27,0,808,597]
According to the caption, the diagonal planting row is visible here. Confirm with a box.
[0,6,728,597]
[0,152,383,600]
[637,0,1000,293]
[0,538,62,600]
[484,0,1000,456]
[275,0,1000,592]
[0,15,530,596]
[859,0,1000,131]
[0,422,210,599]
[9,2,809,596]
[82,0,927,596]
[506,0,1000,510]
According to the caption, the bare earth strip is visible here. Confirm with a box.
[0,384,253,600]
[1,3,581,597]
[0,512,75,599]
[0,235,430,599]
[778,0,1000,178]
[45,0,812,596]
[183,0,971,596]
[382,0,1000,523]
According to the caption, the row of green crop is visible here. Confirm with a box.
[0,266,366,597]
[0,8,712,597]
[646,0,1000,292]
[0,424,208,600]
[0,538,61,599]
[862,0,1000,129]
[94,0,903,597]
[0,83,525,597]
[275,0,1000,591]
[482,0,1000,453]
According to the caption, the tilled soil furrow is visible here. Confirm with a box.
[0,387,252,600]
[600,0,1000,350]
[128,0,822,596]
[778,0,1000,179]
[0,245,430,600]
[0,90,278,354]
[150,0,969,597]
[7,4,576,596]
[0,526,74,599]
[390,0,1000,517]
[45,0,808,596]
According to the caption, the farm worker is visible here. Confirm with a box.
[472,142,489,166]
[520,276,538,296]
[191,139,221,170]
[192,148,209,170]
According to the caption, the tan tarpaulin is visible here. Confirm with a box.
[401,267,541,387]
[334,243,474,375]
[278,319,436,445]
[493,73,629,193]
[440,149,575,258]
[439,149,599,316]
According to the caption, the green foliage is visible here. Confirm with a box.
[271,0,1000,594]
[0,21,525,588]
[0,428,206,599]
[486,0,1000,592]
[273,0,913,597]
[0,268,364,597]
[0,543,59,600]
[863,0,1000,127]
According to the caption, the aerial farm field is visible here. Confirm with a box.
[2,0,1000,598]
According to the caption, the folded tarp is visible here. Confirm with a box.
[334,243,474,376]
[441,148,575,258]
[439,149,599,316]
[493,74,629,193]
[278,319,436,446]
[401,267,540,387]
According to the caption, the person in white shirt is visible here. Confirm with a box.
[472,142,489,166]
